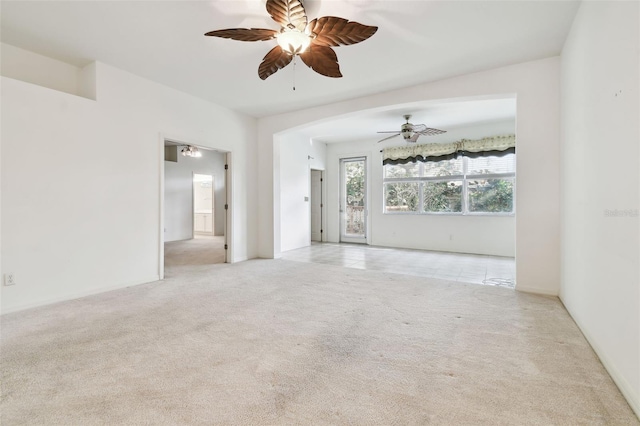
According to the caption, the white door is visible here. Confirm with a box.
[310,169,323,242]
[340,157,367,244]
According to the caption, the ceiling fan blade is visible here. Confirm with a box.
[266,0,307,32]
[258,46,293,80]
[204,28,278,42]
[299,45,342,78]
[378,133,401,143]
[409,133,421,143]
[410,124,427,133]
[415,128,447,136]
[307,17,378,47]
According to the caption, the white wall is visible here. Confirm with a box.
[279,133,327,252]
[259,57,560,295]
[560,1,639,417]
[164,148,226,242]
[1,59,257,313]
[0,43,92,98]
[323,120,516,257]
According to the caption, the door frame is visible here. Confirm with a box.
[339,156,368,244]
[159,135,232,279]
[224,152,231,264]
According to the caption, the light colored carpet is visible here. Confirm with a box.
[1,260,638,425]
[164,235,226,267]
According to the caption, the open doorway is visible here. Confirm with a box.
[162,141,228,273]
[193,173,214,235]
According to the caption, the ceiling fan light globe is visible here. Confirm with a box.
[276,29,311,55]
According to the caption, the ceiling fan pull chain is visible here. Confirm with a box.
[293,55,297,91]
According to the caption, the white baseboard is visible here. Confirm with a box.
[1,275,160,315]
[561,299,640,420]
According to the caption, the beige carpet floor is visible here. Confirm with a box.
[164,235,226,267]
[1,260,638,425]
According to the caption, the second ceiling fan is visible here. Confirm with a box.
[378,115,446,143]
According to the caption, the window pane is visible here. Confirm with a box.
[345,161,365,207]
[468,178,514,213]
[467,154,515,175]
[423,181,462,213]
[384,163,420,178]
[422,158,463,177]
[385,182,419,212]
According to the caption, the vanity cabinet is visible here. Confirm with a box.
[194,212,213,234]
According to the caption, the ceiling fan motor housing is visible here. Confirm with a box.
[377,114,446,144]
[401,123,413,140]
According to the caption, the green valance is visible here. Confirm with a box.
[382,135,516,165]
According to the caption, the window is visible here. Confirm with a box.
[383,154,515,215]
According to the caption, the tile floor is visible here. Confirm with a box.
[281,242,516,289]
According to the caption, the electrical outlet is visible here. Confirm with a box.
[4,273,16,286]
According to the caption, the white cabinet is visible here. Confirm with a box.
[194,212,213,234]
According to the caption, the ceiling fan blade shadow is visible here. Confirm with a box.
[362,9,433,42]
[258,45,293,80]
[299,45,342,78]
[307,17,378,47]
[378,133,401,143]
[301,0,321,19]
[205,28,278,41]
[266,0,307,31]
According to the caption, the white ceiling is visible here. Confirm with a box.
[2,0,580,123]
[291,97,517,144]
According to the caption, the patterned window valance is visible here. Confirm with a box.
[382,135,516,165]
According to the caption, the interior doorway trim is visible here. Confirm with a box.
[158,135,232,279]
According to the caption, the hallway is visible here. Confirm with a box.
[164,235,225,267]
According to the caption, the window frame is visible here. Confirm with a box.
[383,155,516,216]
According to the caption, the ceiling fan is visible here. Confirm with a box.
[204,0,377,80]
[378,115,447,143]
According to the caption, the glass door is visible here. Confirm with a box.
[340,157,367,244]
